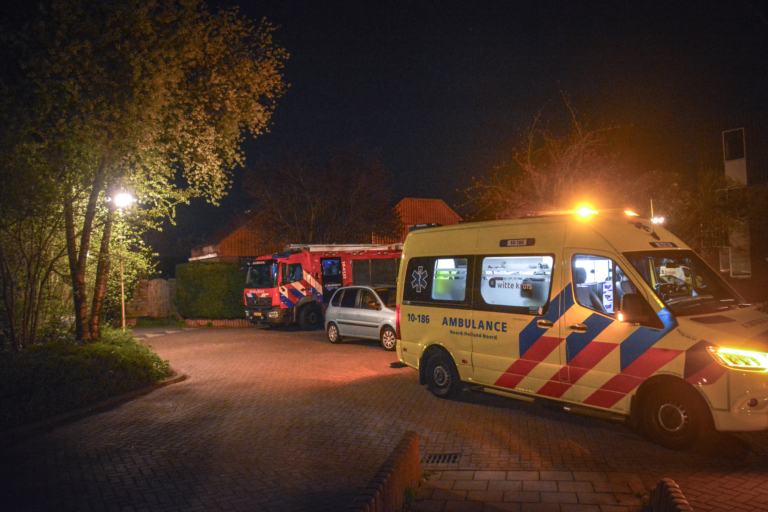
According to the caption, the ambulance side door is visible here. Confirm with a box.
[471,253,563,397]
[559,250,647,414]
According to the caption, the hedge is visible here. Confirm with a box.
[175,262,246,319]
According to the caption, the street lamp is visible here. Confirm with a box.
[113,192,135,331]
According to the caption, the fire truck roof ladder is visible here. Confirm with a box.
[283,243,403,253]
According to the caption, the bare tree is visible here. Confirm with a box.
[244,146,401,245]
[464,97,631,219]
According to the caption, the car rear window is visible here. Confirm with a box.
[375,288,396,307]
[340,289,358,308]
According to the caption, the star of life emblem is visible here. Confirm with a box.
[411,266,428,293]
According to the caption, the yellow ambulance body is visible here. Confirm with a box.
[395,212,768,448]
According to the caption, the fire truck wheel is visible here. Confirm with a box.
[327,323,342,343]
[380,327,396,351]
[425,351,463,399]
[642,383,712,449]
[299,304,322,330]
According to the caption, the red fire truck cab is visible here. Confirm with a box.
[243,244,403,329]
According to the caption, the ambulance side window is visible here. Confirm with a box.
[432,258,468,301]
[476,255,554,315]
[572,255,633,316]
[402,256,472,307]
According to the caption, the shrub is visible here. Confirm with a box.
[0,327,173,430]
[174,262,246,319]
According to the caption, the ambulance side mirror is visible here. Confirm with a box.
[619,294,650,324]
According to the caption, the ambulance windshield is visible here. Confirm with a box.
[247,260,278,288]
[622,250,742,316]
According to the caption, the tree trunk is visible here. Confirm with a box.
[89,207,113,339]
[0,241,19,352]
[65,159,107,341]
[64,196,88,340]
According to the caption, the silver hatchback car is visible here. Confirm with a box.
[325,285,397,350]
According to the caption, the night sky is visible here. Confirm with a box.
[159,0,768,273]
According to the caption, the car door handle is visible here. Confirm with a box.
[568,323,588,333]
[537,320,553,328]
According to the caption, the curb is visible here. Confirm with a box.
[0,372,188,443]
[184,319,255,328]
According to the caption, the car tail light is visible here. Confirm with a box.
[396,304,401,339]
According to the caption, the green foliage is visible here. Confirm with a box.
[104,217,157,323]
[175,263,246,319]
[0,327,172,430]
[0,0,286,343]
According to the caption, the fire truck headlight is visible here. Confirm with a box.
[268,311,279,319]
[707,346,768,372]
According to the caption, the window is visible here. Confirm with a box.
[340,289,358,309]
[723,128,745,161]
[330,289,343,307]
[247,260,278,288]
[432,258,468,301]
[322,259,341,276]
[402,256,472,306]
[359,289,379,310]
[478,255,553,314]
[374,287,396,307]
[281,263,303,284]
[623,249,742,316]
[572,255,633,316]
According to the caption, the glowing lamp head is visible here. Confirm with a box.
[624,210,639,217]
[651,216,665,224]
[114,193,135,208]
[575,206,598,218]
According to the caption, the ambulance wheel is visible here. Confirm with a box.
[642,384,712,449]
[425,351,462,399]
[380,327,396,351]
[299,304,322,330]
[327,323,342,344]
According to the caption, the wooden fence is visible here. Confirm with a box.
[125,279,176,318]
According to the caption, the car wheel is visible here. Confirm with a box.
[380,326,396,351]
[299,304,322,330]
[642,384,712,449]
[425,351,463,399]
[327,323,342,344]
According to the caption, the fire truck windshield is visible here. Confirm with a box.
[247,260,278,288]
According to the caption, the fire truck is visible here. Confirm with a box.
[243,244,403,329]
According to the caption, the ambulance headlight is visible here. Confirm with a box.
[707,346,768,372]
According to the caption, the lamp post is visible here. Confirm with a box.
[114,192,135,331]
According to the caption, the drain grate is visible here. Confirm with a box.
[422,453,461,466]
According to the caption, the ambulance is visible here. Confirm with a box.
[395,210,768,448]
[244,244,401,329]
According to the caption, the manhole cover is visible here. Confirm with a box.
[422,453,461,466]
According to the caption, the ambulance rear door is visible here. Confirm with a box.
[470,222,564,397]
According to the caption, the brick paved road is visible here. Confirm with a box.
[1,327,767,512]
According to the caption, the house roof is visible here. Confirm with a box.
[394,198,462,227]
[191,210,259,251]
